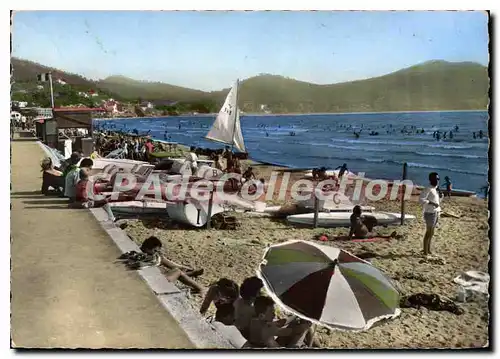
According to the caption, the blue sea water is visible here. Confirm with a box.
[95,111,490,194]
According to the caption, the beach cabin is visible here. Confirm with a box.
[40,107,105,156]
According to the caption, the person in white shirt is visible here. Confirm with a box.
[419,172,442,256]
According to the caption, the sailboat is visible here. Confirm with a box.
[205,79,246,153]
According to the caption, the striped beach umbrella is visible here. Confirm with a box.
[257,240,401,331]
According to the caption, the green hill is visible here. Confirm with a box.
[97,75,209,102]
[234,61,489,113]
[11,57,489,113]
[11,58,121,107]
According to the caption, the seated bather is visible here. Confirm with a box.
[233,276,264,340]
[40,157,64,195]
[200,278,240,325]
[74,169,115,221]
[348,205,379,239]
[244,296,312,348]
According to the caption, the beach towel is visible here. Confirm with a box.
[453,271,489,302]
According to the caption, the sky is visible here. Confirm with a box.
[12,11,489,91]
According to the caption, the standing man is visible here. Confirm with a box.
[419,172,441,256]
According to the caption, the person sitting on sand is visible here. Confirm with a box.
[63,153,84,201]
[234,276,264,339]
[62,152,81,178]
[419,172,441,257]
[74,169,115,221]
[200,278,240,325]
[40,157,64,195]
[245,296,312,348]
[348,205,374,239]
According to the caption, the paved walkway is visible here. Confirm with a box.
[11,140,193,348]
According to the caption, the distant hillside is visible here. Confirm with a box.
[10,58,489,113]
[97,75,209,102]
[11,58,97,89]
[10,58,122,106]
[233,61,489,113]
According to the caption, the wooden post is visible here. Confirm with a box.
[313,192,320,228]
[400,162,407,225]
[206,189,214,229]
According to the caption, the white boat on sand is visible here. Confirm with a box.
[108,201,168,215]
[287,211,415,228]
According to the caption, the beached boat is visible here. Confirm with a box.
[296,189,375,212]
[108,200,168,215]
[448,189,477,197]
[302,169,357,179]
[166,200,225,227]
[286,211,415,228]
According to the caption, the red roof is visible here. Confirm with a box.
[52,107,106,112]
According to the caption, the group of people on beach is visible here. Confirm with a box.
[94,132,159,161]
[200,276,314,348]
[40,151,116,221]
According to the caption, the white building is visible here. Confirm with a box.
[56,79,67,85]
[78,91,90,98]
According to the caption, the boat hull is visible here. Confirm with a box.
[166,201,224,227]
[287,211,415,228]
[108,201,168,215]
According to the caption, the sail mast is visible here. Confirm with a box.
[230,79,239,153]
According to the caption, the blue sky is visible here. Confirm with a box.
[12,11,489,91]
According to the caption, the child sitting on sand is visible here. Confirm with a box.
[348,205,376,239]
[200,278,240,325]
[233,276,264,339]
[245,296,312,348]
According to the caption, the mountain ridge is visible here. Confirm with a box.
[11,57,489,113]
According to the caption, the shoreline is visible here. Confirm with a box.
[95,108,487,121]
[94,130,483,197]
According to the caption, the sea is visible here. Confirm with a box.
[95,110,490,195]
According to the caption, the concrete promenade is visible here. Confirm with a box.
[11,140,194,348]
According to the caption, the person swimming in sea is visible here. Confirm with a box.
[449,131,453,139]
[473,132,476,139]
[478,130,484,139]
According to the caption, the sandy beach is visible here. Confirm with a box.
[120,163,490,349]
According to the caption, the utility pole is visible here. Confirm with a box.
[48,72,55,108]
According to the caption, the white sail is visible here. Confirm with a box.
[205,80,246,153]
[232,108,246,153]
